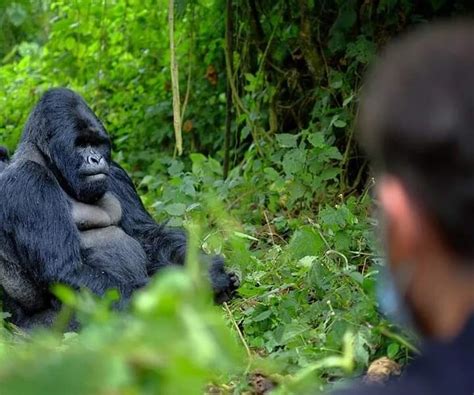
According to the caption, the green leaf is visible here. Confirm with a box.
[298,256,317,268]
[308,132,325,148]
[343,95,354,107]
[319,205,348,229]
[139,175,155,186]
[320,167,340,181]
[325,147,343,160]
[253,310,272,322]
[264,167,281,181]
[190,153,206,165]
[164,203,187,216]
[333,119,347,128]
[280,323,309,343]
[353,332,370,366]
[7,4,27,27]
[348,271,364,284]
[168,160,184,176]
[387,343,400,359]
[233,231,259,241]
[329,79,343,89]
[282,148,306,176]
[288,226,324,260]
[276,133,298,148]
[52,284,77,306]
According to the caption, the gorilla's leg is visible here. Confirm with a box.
[3,297,79,332]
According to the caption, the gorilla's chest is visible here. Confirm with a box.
[70,193,148,281]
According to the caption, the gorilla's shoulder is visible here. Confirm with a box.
[110,162,132,181]
[3,160,57,186]
[109,162,137,190]
[0,160,64,205]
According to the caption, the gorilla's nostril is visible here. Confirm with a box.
[89,155,101,165]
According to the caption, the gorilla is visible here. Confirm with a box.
[0,146,9,172]
[0,88,239,329]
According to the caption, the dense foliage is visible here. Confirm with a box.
[0,1,471,394]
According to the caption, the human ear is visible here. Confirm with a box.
[377,176,421,266]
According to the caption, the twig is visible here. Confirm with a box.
[180,5,195,125]
[246,283,296,301]
[316,17,330,82]
[180,49,192,125]
[168,0,183,155]
[248,0,264,44]
[224,0,234,179]
[223,302,252,367]
[307,217,331,250]
[224,37,249,117]
[263,210,275,245]
[379,327,421,355]
[226,187,256,210]
[298,0,323,81]
[326,249,349,271]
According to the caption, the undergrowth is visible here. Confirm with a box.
[0,0,460,393]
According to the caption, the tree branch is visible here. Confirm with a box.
[168,0,183,156]
[299,0,323,81]
[224,0,234,179]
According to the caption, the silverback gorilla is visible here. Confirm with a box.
[0,88,239,329]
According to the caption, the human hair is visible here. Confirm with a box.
[358,20,474,258]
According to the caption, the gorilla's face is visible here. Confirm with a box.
[49,108,112,203]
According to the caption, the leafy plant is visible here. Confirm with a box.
[0,0,450,393]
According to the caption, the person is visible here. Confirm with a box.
[333,21,474,395]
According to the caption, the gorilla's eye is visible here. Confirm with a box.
[75,135,110,148]
[75,136,91,148]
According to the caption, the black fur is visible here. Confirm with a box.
[0,88,239,329]
[0,146,8,172]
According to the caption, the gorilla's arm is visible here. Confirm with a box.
[108,163,187,273]
[108,163,239,302]
[0,162,138,298]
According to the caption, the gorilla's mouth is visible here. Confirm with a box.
[85,173,107,182]
[80,167,109,180]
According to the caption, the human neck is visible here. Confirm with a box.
[412,250,474,340]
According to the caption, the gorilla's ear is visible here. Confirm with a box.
[0,146,9,162]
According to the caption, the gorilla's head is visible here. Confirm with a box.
[21,88,112,203]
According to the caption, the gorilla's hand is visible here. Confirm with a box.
[208,256,240,304]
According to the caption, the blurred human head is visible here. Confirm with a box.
[359,21,474,339]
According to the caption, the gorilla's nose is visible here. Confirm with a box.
[88,154,103,165]
[83,151,109,175]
